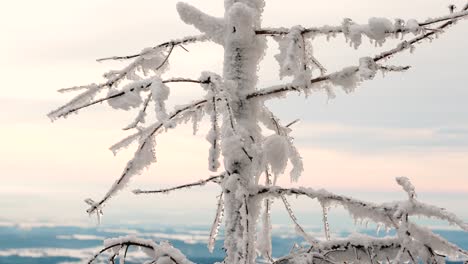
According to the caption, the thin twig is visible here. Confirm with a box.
[52,78,208,119]
[133,174,222,194]
[96,35,206,62]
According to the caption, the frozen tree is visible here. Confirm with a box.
[48,1,468,263]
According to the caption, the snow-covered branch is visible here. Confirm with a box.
[86,99,208,216]
[96,35,208,62]
[247,8,464,102]
[176,2,225,44]
[88,236,194,264]
[262,177,468,263]
[254,182,468,232]
[257,8,468,48]
[96,8,468,62]
[133,174,222,195]
[48,78,208,120]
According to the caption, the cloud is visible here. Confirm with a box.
[0,247,100,259]
[56,234,105,241]
[101,228,212,245]
[289,122,468,152]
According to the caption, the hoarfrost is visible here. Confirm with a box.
[407,19,421,34]
[264,134,289,179]
[274,26,313,87]
[176,2,225,44]
[149,78,170,121]
[330,66,359,93]
[49,1,468,263]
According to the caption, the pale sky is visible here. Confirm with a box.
[1,0,467,226]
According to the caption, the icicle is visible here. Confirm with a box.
[321,202,331,241]
[376,223,382,235]
[257,170,273,262]
[207,96,221,172]
[190,108,203,135]
[208,192,224,253]
[286,138,303,182]
[280,195,318,245]
[149,78,170,122]
[274,25,313,88]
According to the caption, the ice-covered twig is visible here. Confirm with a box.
[374,3,468,62]
[96,35,208,61]
[320,202,331,241]
[49,78,208,120]
[88,236,194,264]
[86,99,208,215]
[48,45,176,121]
[378,65,411,72]
[256,8,468,37]
[208,192,224,253]
[253,183,468,231]
[281,194,319,246]
[133,174,223,195]
[265,120,311,244]
[275,236,404,264]
[258,170,274,263]
[276,228,467,264]
[123,91,153,130]
[207,85,221,172]
[310,55,327,75]
[84,198,103,224]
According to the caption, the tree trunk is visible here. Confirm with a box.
[221,1,266,263]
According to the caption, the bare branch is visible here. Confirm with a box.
[285,119,300,128]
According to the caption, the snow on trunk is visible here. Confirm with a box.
[221,1,266,263]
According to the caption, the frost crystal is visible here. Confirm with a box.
[149,78,170,121]
[48,1,468,264]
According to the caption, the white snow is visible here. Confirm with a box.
[48,1,468,263]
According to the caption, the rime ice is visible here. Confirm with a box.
[48,1,468,263]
